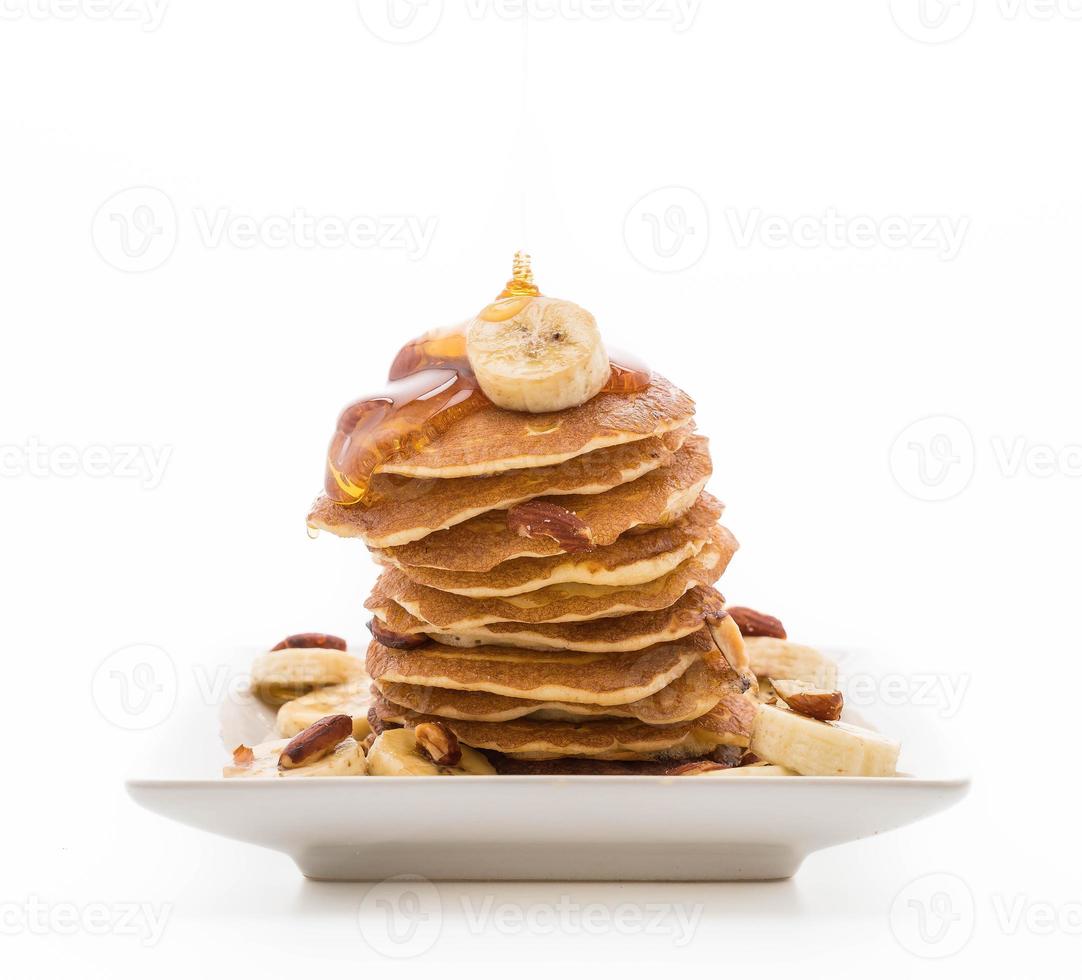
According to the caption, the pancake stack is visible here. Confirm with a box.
[308,364,759,772]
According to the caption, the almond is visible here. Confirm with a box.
[414,721,462,767]
[367,617,427,650]
[770,678,843,722]
[278,714,352,770]
[271,632,348,652]
[726,606,787,640]
[665,760,730,776]
[506,501,594,553]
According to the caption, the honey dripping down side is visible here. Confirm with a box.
[322,319,653,507]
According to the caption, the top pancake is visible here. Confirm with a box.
[375,435,713,572]
[308,428,688,548]
[372,374,695,479]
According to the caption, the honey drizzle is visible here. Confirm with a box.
[321,256,653,507]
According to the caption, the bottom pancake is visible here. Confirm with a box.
[482,744,747,775]
[370,690,758,761]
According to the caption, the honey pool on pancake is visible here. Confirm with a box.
[323,302,652,507]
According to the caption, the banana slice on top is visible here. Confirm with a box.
[223,736,367,778]
[366,727,496,776]
[276,681,373,739]
[467,296,610,413]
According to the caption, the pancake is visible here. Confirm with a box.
[369,527,737,628]
[308,428,689,548]
[482,745,746,775]
[374,657,736,725]
[370,691,758,760]
[368,585,727,653]
[366,629,716,705]
[374,435,713,571]
[373,374,695,479]
[380,494,722,598]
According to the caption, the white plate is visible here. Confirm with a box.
[126,646,970,881]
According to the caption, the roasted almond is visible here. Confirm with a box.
[278,714,353,770]
[414,721,462,767]
[367,617,427,650]
[506,501,594,553]
[726,606,787,640]
[770,678,843,722]
[271,632,348,652]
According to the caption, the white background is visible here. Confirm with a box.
[2,0,1080,976]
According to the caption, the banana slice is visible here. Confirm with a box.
[467,297,610,413]
[366,727,496,776]
[251,649,363,706]
[744,637,837,690]
[750,703,900,777]
[223,737,367,778]
[276,681,373,740]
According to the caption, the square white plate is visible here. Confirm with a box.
[126,646,969,881]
